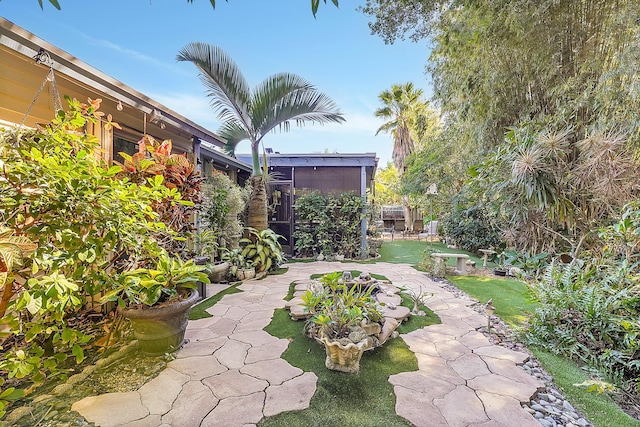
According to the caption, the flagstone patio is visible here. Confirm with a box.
[72,262,545,427]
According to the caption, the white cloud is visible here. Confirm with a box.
[149,92,217,129]
[68,27,192,77]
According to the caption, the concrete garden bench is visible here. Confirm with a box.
[431,252,470,275]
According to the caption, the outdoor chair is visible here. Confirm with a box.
[417,220,438,241]
[381,227,394,241]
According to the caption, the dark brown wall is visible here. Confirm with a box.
[294,167,361,195]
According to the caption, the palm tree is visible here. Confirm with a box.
[375,82,424,174]
[177,42,345,230]
[375,83,424,230]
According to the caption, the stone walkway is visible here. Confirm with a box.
[72,262,545,427]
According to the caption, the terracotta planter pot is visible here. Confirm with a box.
[119,289,199,355]
[320,336,368,373]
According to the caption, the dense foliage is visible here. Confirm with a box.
[199,170,248,254]
[115,135,204,257]
[441,204,501,254]
[362,0,640,252]
[0,98,179,417]
[527,203,640,399]
[363,1,640,413]
[293,192,365,259]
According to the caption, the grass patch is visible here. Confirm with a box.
[285,281,296,301]
[532,349,640,427]
[447,275,535,328]
[188,283,242,320]
[397,293,441,334]
[269,267,289,275]
[371,240,488,268]
[261,308,438,426]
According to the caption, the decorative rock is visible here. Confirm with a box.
[316,253,324,261]
[376,293,402,307]
[348,328,368,344]
[52,383,74,395]
[361,321,381,336]
[563,400,576,412]
[288,304,310,320]
[4,406,34,424]
[380,304,411,322]
[378,318,399,345]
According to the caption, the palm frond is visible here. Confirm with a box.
[218,121,250,157]
[251,74,345,142]
[176,43,252,130]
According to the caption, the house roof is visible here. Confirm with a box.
[236,152,379,168]
[0,17,251,175]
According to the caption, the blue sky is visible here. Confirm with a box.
[1,0,431,166]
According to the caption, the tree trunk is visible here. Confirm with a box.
[403,198,415,232]
[247,176,268,230]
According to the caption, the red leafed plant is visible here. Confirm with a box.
[116,135,205,254]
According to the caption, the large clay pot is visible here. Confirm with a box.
[320,336,368,373]
[208,261,230,282]
[119,289,199,355]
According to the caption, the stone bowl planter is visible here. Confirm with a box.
[320,336,369,373]
[208,261,230,282]
[236,266,256,281]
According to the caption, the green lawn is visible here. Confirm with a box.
[373,239,488,268]
[448,275,535,328]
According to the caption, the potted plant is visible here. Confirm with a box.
[493,252,508,276]
[303,272,384,373]
[221,248,256,281]
[102,249,210,354]
[240,227,285,277]
[194,229,229,282]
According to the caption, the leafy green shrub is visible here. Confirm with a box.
[527,202,640,392]
[293,192,364,259]
[442,205,501,253]
[502,249,549,279]
[200,170,248,251]
[240,227,284,273]
[420,250,446,278]
[0,98,178,417]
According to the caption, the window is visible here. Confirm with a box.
[112,136,138,164]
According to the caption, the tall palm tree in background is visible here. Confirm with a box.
[375,82,425,230]
[375,82,424,174]
[177,42,345,230]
